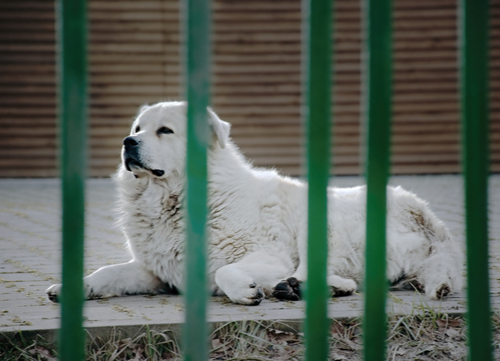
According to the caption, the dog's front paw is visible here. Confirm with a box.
[46,282,103,302]
[46,283,62,302]
[226,283,265,306]
[273,277,301,301]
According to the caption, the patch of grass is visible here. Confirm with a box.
[210,320,303,361]
[0,333,57,361]
[1,313,499,361]
[85,326,180,361]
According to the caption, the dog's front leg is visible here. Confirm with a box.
[215,264,265,306]
[215,251,294,305]
[46,260,163,302]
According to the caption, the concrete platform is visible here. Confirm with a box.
[1,175,499,337]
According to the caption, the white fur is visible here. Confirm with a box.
[47,101,463,305]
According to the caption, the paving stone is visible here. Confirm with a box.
[0,175,498,336]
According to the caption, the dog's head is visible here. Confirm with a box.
[122,101,231,179]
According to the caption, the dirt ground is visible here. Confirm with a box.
[2,313,500,361]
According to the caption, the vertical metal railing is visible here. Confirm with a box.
[56,0,88,360]
[303,0,332,360]
[53,0,493,360]
[182,0,211,360]
[362,0,393,360]
[460,0,493,360]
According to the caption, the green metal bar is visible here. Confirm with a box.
[459,0,493,360]
[362,0,392,360]
[304,0,332,360]
[56,0,88,360]
[182,0,211,360]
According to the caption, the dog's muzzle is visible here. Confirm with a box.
[123,136,143,172]
[122,136,165,177]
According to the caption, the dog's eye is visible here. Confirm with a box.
[157,127,174,135]
[135,126,140,133]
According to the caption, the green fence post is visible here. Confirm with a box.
[183,0,211,360]
[56,0,88,360]
[362,0,392,360]
[304,0,332,360]
[459,0,493,360]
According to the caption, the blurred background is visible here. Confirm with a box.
[0,0,499,178]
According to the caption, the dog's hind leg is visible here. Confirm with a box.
[46,260,164,302]
[215,251,294,305]
[273,273,357,300]
[272,225,308,300]
[416,241,463,299]
[273,277,301,300]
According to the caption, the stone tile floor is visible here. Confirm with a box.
[0,175,499,335]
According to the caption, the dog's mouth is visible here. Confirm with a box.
[124,155,165,178]
[125,157,143,172]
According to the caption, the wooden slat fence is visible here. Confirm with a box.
[0,0,499,177]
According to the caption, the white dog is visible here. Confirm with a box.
[47,101,463,305]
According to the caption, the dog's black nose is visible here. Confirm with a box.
[124,136,139,147]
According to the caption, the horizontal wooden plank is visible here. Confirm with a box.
[213,50,460,64]
[214,29,458,43]
[232,136,462,149]
[0,158,58,168]
[2,127,56,137]
[89,64,177,73]
[0,118,56,126]
[0,169,58,178]
[0,12,55,21]
[89,12,178,22]
[213,81,462,96]
[0,21,55,32]
[393,102,459,112]
[220,113,464,125]
[213,39,461,52]
[230,123,461,136]
[0,1,54,11]
[0,44,54,52]
[211,0,456,12]
[0,32,54,42]
[0,54,54,63]
[1,137,57,148]
[88,54,179,64]
[88,43,171,53]
[89,1,178,11]
[1,64,55,73]
[240,144,467,159]
[89,33,177,43]
[211,18,460,33]
[207,102,464,115]
[88,22,179,33]
[0,108,56,116]
[1,146,56,157]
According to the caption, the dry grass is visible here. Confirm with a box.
[1,312,499,361]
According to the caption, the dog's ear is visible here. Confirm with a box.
[208,107,231,149]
